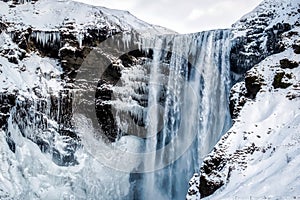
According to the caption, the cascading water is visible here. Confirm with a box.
[138,29,232,200]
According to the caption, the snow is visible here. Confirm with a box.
[233,0,300,34]
[0,129,136,199]
[59,44,77,54]
[0,27,138,199]
[0,43,63,98]
[203,41,300,199]
[0,0,175,35]
[0,0,299,199]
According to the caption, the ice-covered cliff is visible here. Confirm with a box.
[0,0,174,199]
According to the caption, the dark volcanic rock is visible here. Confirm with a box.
[272,70,293,89]
[94,49,149,141]
[229,82,248,119]
[279,58,299,69]
[245,70,264,99]
[199,155,226,198]
[59,46,91,73]
[0,22,8,33]
[0,93,16,129]
[293,43,300,54]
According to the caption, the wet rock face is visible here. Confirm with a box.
[0,93,16,129]
[93,45,172,142]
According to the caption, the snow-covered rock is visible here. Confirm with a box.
[0,0,174,33]
[230,0,299,82]
[0,1,172,199]
[187,0,300,198]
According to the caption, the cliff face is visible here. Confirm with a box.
[0,1,174,199]
[230,0,299,82]
[1,0,299,199]
[0,0,175,163]
[187,0,300,199]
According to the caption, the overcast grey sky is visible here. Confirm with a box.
[75,0,262,33]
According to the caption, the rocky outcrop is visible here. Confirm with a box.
[230,0,299,82]
[229,82,247,119]
[0,22,8,33]
[94,49,152,141]
[229,66,265,119]
[0,93,16,129]
[272,69,294,89]
[230,21,289,81]
[280,58,299,69]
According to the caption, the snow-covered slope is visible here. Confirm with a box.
[233,0,299,32]
[0,32,62,95]
[206,48,300,199]
[0,0,174,34]
[187,0,300,198]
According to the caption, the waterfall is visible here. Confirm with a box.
[139,29,232,200]
[65,29,232,199]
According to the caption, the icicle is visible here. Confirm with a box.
[30,30,61,48]
[122,33,132,49]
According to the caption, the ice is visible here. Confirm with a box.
[31,31,61,48]
[0,0,175,35]
[77,31,84,48]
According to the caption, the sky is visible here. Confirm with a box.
[74,0,262,34]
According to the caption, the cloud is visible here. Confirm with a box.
[188,9,205,20]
